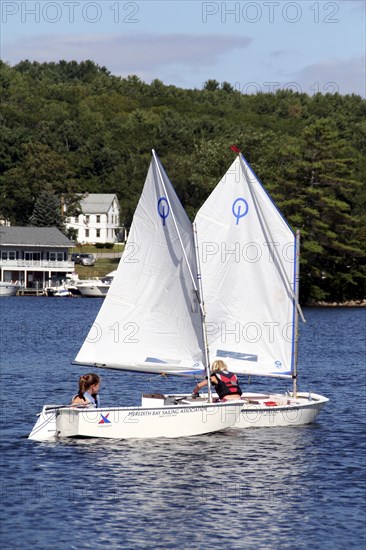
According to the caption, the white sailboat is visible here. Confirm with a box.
[168,151,328,427]
[29,151,243,441]
[29,150,328,441]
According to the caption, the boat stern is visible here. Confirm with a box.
[28,405,58,441]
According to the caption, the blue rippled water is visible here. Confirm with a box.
[0,298,365,549]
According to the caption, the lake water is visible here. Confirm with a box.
[0,298,365,549]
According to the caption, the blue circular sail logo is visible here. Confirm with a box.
[157,197,170,226]
[232,198,249,225]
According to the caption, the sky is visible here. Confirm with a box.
[1,0,365,96]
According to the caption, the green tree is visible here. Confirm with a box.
[0,142,76,224]
[0,60,365,302]
[29,188,64,231]
[294,120,365,301]
[203,79,220,91]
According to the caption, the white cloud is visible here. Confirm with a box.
[295,56,366,97]
[4,31,364,97]
[3,32,252,74]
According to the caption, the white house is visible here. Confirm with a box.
[65,194,121,244]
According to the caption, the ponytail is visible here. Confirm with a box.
[77,373,100,399]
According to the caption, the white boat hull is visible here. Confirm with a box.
[236,392,328,428]
[29,401,242,441]
[0,283,19,296]
[164,391,329,429]
[28,391,328,441]
[28,406,58,441]
[77,284,110,297]
[54,289,72,297]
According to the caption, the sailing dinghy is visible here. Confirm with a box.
[29,151,243,441]
[167,151,328,427]
[29,150,328,441]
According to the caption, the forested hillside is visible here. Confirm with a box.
[0,60,365,303]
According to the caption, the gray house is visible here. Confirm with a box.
[0,227,74,289]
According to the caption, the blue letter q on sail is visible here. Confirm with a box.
[232,198,249,225]
[157,197,170,226]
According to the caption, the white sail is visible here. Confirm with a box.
[74,152,204,375]
[195,154,296,377]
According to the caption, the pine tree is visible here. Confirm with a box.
[294,120,365,302]
[29,188,64,232]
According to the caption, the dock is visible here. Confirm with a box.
[17,288,45,297]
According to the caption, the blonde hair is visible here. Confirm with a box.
[77,373,100,398]
[211,360,227,373]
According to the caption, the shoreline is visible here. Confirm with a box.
[305,300,366,308]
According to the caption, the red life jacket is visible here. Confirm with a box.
[212,371,242,399]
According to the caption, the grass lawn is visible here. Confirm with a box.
[70,244,124,278]
[75,257,121,279]
[70,244,124,254]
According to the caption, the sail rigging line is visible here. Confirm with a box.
[238,154,306,325]
[193,221,213,402]
[292,230,301,397]
[151,149,204,317]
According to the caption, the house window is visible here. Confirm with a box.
[8,251,16,260]
[96,215,101,223]
[49,252,56,261]
[1,251,8,260]
[85,229,90,238]
[57,253,63,261]
[24,252,40,261]
[96,229,100,238]
[85,215,90,224]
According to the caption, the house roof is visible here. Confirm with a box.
[0,227,74,247]
[80,194,118,214]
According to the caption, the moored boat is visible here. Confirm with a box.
[76,273,114,297]
[0,281,20,296]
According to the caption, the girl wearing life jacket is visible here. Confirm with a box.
[192,360,242,401]
[71,373,101,407]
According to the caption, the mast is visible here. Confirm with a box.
[293,230,301,397]
[193,222,213,402]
